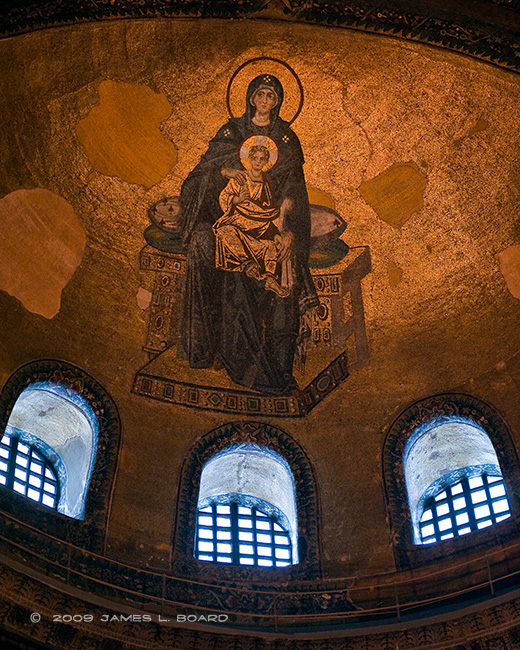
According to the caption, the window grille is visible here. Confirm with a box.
[0,434,59,510]
[195,502,292,567]
[419,473,511,544]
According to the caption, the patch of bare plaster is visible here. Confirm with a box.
[388,260,403,287]
[137,287,152,310]
[307,185,336,210]
[454,117,489,148]
[358,162,426,229]
[76,81,177,188]
[0,189,86,318]
[498,245,520,299]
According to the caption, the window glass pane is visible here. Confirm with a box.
[468,476,483,489]
[217,543,232,553]
[474,504,491,519]
[477,519,493,529]
[27,488,40,501]
[194,501,293,568]
[1,438,58,510]
[453,497,466,510]
[489,484,506,498]
[28,475,41,488]
[438,518,452,532]
[471,489,487,504]
[216,517,231,527]
[492,499,510,514]
[420,473,512,545]
[455,512,469,525]
[216,530,231,540]
[421,524,434,537]
[257,546,272,557]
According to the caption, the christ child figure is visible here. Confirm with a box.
[214,145,293,298]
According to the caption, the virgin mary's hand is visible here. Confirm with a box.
[274,232,294,262]
[221,168,248,184]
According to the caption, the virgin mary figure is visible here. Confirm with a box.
[178,73,318,395]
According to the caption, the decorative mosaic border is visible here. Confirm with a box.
[0,1,519,72]
[2,562,520,648]
[0,359,121,554]
[382,393,520,570]
[1,500,520,629]
[172,420,322,583]
[133,351,349,417]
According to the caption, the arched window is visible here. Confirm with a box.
[0,360,120,553]
[383,394,520,569]
[2,381,98,520]
[173,421,320,579]
[403,417,512,545]
[195,445,297,567]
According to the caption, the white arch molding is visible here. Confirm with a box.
[404,417,505,544]
[5,382,98,519]
[197,444,299,564]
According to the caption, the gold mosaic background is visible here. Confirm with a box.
[1,18,520,576]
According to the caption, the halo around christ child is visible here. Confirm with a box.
[240,135,279,172]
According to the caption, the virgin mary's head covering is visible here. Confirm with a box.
[245,74,284,124]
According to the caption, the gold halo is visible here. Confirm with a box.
[226,57,304,125]
[240,136,279,172]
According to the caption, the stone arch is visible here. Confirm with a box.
[0,359,121,553]
[172,421,321,580]
[382,394,520,569]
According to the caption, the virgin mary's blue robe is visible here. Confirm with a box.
[178,75,318,395]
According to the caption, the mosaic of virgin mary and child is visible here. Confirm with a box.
[177,73,319,396]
